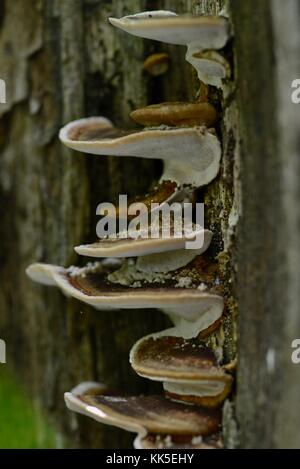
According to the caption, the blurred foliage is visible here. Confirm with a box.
[0,368,56,448]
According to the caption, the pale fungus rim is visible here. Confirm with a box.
[130,329,231,383]
[59,116,222,187]
[26,261,224,333]
[109,12,229,48]
[74,228,212,260]
[64,381,222,437]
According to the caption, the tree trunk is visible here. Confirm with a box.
[232,0,300,449]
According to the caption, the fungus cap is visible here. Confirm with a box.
[130,330,232,405]
[65,381,221,437]
[130,102,218,127]
[109,12,229,49]
[59,117,222,187]
[75,228,212,260]
[143,52,170,76]
[186,49,230,87]
[26,260,223,337]
[114,180,182,220]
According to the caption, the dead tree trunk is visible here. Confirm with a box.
[232,0,300,449]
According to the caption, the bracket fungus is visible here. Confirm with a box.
[65,382,221,443]
[114,180,180,220]
[143,52,170,76]
[59,116,221,188]
[26,258,224,339]
[74,224,212,259]
[109,11,230,87]
[186,50,230,89]
[130,101,218,128]
[59,110,220,259]
[130,329,232,407]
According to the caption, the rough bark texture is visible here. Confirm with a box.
[232,0,300,449]
[0,0,240,448]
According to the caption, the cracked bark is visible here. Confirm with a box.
[232,0,300,449]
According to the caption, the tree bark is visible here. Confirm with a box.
[232,0,300,449]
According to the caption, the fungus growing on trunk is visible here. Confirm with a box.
[114,180,180,220]
[59,116,221,188]
[74,223,212,259]
[130,330,232,407]
[186,50,230,88]
[130,102,218,127]
[109,11,230,87]
[60,115,219,258]
[64,382,221,440]
[143,52,170,76]
[26,258,224,339]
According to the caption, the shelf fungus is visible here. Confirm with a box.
[130,101,218,128]
[109,11,230,87]
[59,117,221,188]
[143,52,170,76]
[75,220,212,259]
[65,382,221,443]
[130,330,233,407]
[186,50,230,89]
[114,180,181,220]
[26,257,224,339]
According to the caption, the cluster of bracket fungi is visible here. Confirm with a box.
[27,10,233,449]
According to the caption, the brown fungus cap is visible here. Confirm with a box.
[130,101,218,127]
[164,385,231,408]
[143,52,170,76]
[26,260,224,338]
[130,331,232,406]
[114,180,181,220]
[65,382,221,437]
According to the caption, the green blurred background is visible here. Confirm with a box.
[0,368,56,448]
